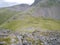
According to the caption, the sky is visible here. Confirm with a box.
[0,0,35,7]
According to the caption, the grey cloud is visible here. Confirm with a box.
[0,0,18,7]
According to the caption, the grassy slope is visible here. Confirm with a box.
[0,8,18,25]
[1,14,60,32]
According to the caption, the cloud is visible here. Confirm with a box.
[0,0,35,7]
[0,0,17,7]
[4,0,35,5]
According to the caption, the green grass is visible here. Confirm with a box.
[0,37,11,44]
[0,8,18,25]
[1,15,60,32]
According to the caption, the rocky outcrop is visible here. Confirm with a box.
[0,29,60,45]
[14,30,60,45]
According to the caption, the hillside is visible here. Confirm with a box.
[0,0,60,32]
[0,0,60,45]
[28,0,60,19]
[6,4,30,11]
[0,8,18,25]
[0,4,30,25]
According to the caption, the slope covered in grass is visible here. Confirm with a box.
[1,14,60,32]
[0,8,19,25]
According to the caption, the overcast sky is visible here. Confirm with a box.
[0,0,35,7]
